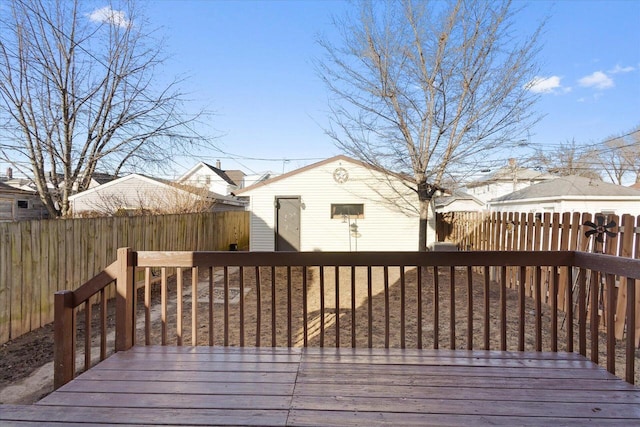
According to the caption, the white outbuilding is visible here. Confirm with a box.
[235,155,436,251]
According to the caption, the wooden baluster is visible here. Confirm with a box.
[500,266,507,351]
[467,266,473,350]
[84,298,92,371]
[161,268,167,346]
[417,266,423,350]
[176,268,183,346]
[334,267,339,348]
[256,266,262,347]
[209,266,214,346]
[191,267,198,346]
[144,267,151,345]
[518,266,526,351]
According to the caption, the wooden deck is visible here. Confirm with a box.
[2,346,639,426]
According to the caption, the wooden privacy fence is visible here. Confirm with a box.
[0,211,249,345]
[437,211,640,343]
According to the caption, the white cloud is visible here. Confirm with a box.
[578,71,613,89]
[526,76,565,94]
[88,6,130,28]
[609,64,635,74]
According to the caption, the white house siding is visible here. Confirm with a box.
[179,165,230,195]
[239,157,435,252]
[490,197,640,217]
[69,175,204,214]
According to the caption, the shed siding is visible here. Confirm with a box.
[242,158,434,251]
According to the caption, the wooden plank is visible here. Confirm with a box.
[0,223,9,343]
[291,382,640,403]
[58,380,295,396]
[38,391,292,410]
[288,410,635,427]
[290,395,640,418]
[21,221,32,335]
[615,214,635,339]
[1,405,288,426]
[10,221,22,339]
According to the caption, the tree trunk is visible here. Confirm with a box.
[418,198,430,252]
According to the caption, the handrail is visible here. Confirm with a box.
[53,258,120,389]
[54,248,639,389]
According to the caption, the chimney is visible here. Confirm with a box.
[6,167,12,179]
[216,159,221,169]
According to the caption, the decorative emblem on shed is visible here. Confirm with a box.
[583,215,616,243]
[333,167,349,183]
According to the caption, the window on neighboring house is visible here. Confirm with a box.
[205,176,211,185]
[17,200,28,209]
[331,203,364,219]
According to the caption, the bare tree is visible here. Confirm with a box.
[0,0,207,217]
[533,139,602,180]
[597,127,640,185]
[317,0,542,250]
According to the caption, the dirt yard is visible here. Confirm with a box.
[1,264,638,404]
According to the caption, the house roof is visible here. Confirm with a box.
[225,170,246,187]
[466,166,555,188]
[201,162,238,186]
[91,173,117,185]
[68,173,246,206]
[491,175,640,202]
[434,190,484,208]
[0,181,36,195]
[235,154,421,195]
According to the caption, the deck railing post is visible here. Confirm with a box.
[54,290,75,389]
[116,247,135,352]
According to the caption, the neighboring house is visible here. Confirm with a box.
[235,155,436,252]
[464,161,556,204]
[177,161,242,196]
[0,181,48,222]
[68,174,246,216]
[434,190,484,213]
[488,175,640,217]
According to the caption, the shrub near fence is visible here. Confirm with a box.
[436,211,640,345]
[0,211,249,345]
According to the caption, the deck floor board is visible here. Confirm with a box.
[0,346,638,426]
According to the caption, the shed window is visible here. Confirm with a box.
[17,200,28,209]
[331,203,364,219]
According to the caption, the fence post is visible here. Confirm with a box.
[53,290,75,389]
[115,247,134,352]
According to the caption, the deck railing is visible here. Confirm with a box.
[54,248,639,389]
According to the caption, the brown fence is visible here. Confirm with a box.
[437,210,640,343]
[0,211,249,344]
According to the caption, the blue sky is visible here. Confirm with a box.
[142,0,639,178]
[3,1,638,180]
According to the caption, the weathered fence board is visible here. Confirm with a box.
[0,211,249,344]
[437,210,640,344]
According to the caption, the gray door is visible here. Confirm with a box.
[275,197,300,251]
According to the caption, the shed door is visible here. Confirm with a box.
[275,197,300,251]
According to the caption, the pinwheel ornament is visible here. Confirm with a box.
[583,216,617,244]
